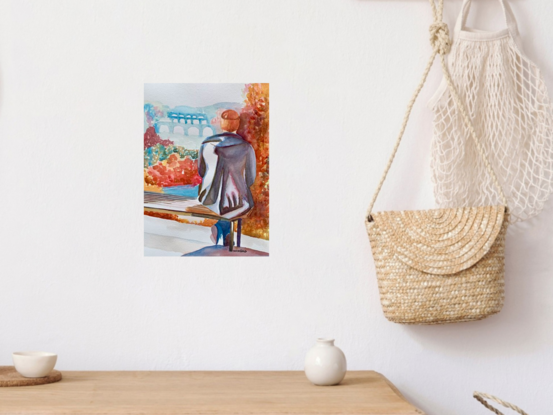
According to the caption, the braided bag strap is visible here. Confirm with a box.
[474,392,529,415]
[366,0,507,221]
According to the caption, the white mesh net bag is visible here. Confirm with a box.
[429,0,553,222]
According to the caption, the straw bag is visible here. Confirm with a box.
[430,0,553,223]
[365,0,509,324]
[474,392,528,415]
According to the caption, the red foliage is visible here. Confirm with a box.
[147,154,202,187]
[144,126,173,149]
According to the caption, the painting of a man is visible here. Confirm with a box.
[198,110,256,246]
[144,83,269,257]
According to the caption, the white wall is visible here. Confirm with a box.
[1,0,552,413]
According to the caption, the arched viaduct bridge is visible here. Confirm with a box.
[155,112,215,137]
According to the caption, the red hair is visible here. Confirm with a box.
[221,109,240,132]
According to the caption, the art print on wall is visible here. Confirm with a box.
[144,83,269,257]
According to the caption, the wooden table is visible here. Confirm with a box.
[0,371,424,415]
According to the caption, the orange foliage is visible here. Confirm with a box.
[147,154,202,187]
[238,83,269,240]
[144,210,216,227]
[144,211,182,222]
[144,170,163,193]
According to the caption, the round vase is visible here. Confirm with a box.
[304,338,347,386]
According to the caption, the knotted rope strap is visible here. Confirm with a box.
[366,0,508,221]
[474,392,529,415]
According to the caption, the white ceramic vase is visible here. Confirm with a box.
[304,338,347,386]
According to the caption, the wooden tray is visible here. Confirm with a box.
[0,366,62,387]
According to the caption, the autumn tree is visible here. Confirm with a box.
[147,154,202,187]
[144,126,173,149]
[238,83,269,240]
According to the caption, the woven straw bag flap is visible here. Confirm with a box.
[368,205,505,275]
[366,205,508,324]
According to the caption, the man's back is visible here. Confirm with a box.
[198,132,256,219]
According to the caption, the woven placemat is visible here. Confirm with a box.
[0,366,62,387]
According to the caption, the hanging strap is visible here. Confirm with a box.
[474,392,529,415]
[366,0,508,222]
[453,0,521,44]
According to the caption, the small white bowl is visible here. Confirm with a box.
[12,352,57,378]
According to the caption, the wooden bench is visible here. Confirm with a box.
[144,191,243,251]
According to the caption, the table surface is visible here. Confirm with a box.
[0,371,424,415]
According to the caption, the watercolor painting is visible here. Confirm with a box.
[144,83,269,256]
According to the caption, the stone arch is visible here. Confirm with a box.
[202,127,214,137]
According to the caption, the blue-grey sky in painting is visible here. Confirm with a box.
[144,83,244,108]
